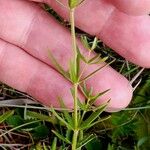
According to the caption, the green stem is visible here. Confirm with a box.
[72,130,79,150]
[74,83,78,128]
[70,7,78,128]
[70,8,77,74]
[72,84,79,150]
[70,8,79,149]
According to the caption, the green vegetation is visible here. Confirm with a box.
[0,0,149,149]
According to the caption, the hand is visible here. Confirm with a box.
[0,0,149,112]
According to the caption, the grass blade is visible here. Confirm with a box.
[0,110,14,123]
[51,137,57,150]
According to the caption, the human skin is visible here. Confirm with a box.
[0,0,149,111]
[109,0,150,15]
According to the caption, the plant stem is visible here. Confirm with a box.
[70,8,77,74]
[70,7,78,128]
[70,8,79,150]
[72,129,79,150]
[74,83,78,128]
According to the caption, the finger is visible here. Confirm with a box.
[44,0,150,68]
[30,0,150,16]
[0,38,82,108]
[0,0,73,70]
[109,0,150,15]
[0,0,132,111]
[100,10,150,68]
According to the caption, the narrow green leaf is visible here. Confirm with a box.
[48,50,70,81]
[89,89,110,105]
[70,87,75,98]
[76,48,81,77]
[69,59,78,83]
[88,54,101,64]
[99,56,109,63]
[77,134,96,149]
[52,130,71,144]
[83,81,87,93]
[0,120,40,138]
[90,56,109,65]
[88,87,94,98]
[79,82,93,99]
[0,110,14,124]
[91,37,98,51]
[78,99,86,110]
[77,47,87,63]
[27,110,57,124]
[83,116,111,130]
[93,100,110,112]
[81,35,90,50]
[51,137,57,150]
[124,66,139,76]
[43,143,49,150]
[80,104,107,130]
[80,59,115,83]
[58,97,74,127]
[80,64,107,83]
[51,108,73,130]
[86,138,102,150]
[66,129,72,142]
[79,83,88,98]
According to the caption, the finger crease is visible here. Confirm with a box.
[20,8,43,49]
